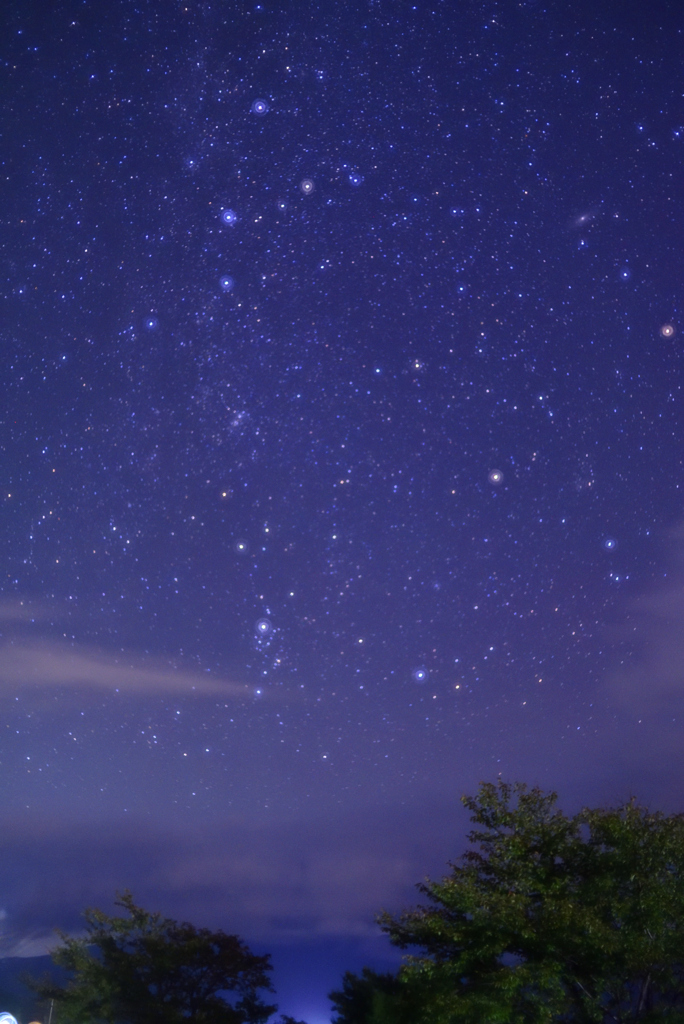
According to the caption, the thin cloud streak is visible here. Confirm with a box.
[0,641,252,697]
[0,598,62,623]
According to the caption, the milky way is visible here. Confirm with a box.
[1,2,683,1020]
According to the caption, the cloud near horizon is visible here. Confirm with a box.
[0,802,467,956]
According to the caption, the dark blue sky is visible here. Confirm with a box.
[1,0,684,1019]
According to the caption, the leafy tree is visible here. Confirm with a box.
[372,780,684,1024]
[29,891,277,1024]
[329,969,407,1024]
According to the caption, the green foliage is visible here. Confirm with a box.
[372,780,684,1024]
[29,891,277,1024]
[329,968,412,1024]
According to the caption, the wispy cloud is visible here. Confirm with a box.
[0,803,462,950]
[605,583,684,711]
[0,930,58,959]
[604,525,684,715]
[0,641,252,697]
[0,598,61,623]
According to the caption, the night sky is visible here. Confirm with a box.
[2,0,684,1019]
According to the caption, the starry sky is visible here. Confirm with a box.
[2,0,684,1019]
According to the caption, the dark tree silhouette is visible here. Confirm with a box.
[29,891,277,1024]
[333,781,684,1024]
[329,968,408,1024]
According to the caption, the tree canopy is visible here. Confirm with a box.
[329,969,407,1024]
[31,891,277,1024]
[332,780,684,1024]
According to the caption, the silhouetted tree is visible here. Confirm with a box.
[337,780,684,1024]
[329,969,405,1024]
[29,891,277,1024]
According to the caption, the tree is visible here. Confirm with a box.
[329,969,406,1024]
[373,780,684,1024]
[29,891,277,1024]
